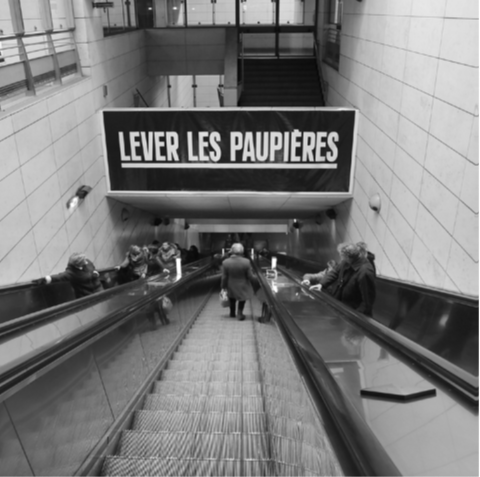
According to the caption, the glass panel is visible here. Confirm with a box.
[187,0,213,26]
[241,0,274,26]
[215,0,235,25]
[278,0,315,25]
[19,0,43,33]
[0,3,16,36]
[303,0,315,25]
[166,0,185,27]
[101,0,138,34]
[0,38,21,65]
[195,75,224,107]
[323,26,340,69]
[23,33,50,60]
[137,0,154,28]
[50,0,68,30]
[279,32,314,56]
[242,33,275,56]
[52,31,74,54]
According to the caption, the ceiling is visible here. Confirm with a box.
[108,192,352,224]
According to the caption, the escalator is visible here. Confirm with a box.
[0,256,477,476]
[102,292,342,476]
[273,253,479,397]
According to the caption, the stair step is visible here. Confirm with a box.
[132,410,267,433]
[240,58,324,107]
[143,394,264,413]
[102,456,273,477]
[152,380,262,396]
[117,430,270,460]
[160,369,262,382]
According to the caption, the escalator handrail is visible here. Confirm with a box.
[0,265,119,294]
[0,257,211,338]
[251,259,401,476]
[278,253,479,306]
[0,260,216,403]
[277,263,479,404]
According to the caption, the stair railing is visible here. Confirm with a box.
[313,39,328,104]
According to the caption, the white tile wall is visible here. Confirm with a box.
[0,24,162,285]
[322,4,479,297]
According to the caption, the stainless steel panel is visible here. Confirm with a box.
[5,348,114,476]
[0,402,33,476]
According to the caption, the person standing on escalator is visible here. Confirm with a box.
[221,242,256,321]
[321,243,376,316]
[34,253,103,298]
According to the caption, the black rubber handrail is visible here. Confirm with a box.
[275,262,478,405]
[0,266,119,294]
[0,258,211,338]
[0,260,216,402]
[251,259,401,476]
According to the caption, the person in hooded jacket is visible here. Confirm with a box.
[155,242,181,273]
[116,245,149,282]
[320,243,376,316]
[35,252,103,298]
[356,241,376,276]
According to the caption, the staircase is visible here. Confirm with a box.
[101,292,342,476]
[239,58,324,107]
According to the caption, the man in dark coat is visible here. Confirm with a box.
[36,252,103,298]
[221,242,256,321]
[321,243,376,316]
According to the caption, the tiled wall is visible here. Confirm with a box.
[314,0,478,297]
[0,4,162,286]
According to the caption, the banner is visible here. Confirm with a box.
[102,108,357,193]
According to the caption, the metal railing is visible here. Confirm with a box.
[323,26,340,69]
[0,29,79,104]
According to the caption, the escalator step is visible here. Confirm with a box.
[132,410,267,434]
[117,430,271,460]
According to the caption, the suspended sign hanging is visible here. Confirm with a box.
[102,108,358,193]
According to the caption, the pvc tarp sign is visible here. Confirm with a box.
[102,108,357,193]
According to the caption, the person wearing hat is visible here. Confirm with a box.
[115,245,149,282]
[155,242,180,273]
[34,252,103,298]
[320,242,376,316]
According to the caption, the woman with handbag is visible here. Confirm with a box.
[221,242,256,321]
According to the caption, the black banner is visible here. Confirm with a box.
[102,109,357,192]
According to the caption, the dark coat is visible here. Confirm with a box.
[221,255,255,301]
[50,259,103,298]
[321,258,376,316]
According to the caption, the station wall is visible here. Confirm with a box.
[0,2,190,285]
[314,0,478,297]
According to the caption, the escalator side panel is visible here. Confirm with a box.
[1,273,217,476]
[0,402,33,476]
[4,347,114,476]
[374,280,479,375]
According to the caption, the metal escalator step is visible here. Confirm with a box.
[103,456,273,477]
[264,399,315,421]
[117,432,270,461]
[152,381,209,396]
[152,381,261,397]
[243,433,270,460]
[118,430,191,458]
[133,410,202,433]
[143,394,207,412]
[133,410,265,434]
